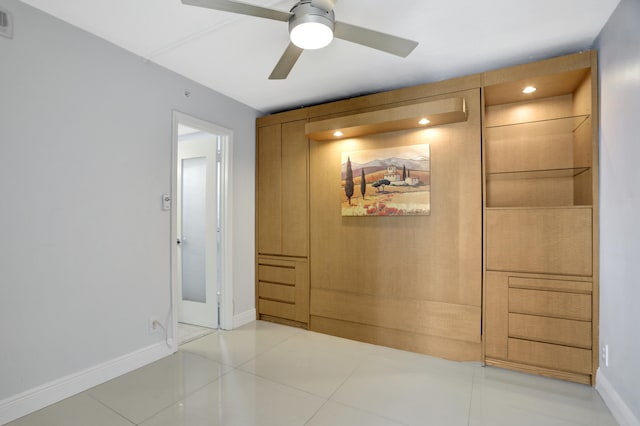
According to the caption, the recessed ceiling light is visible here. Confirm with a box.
[333,131,344,137]
[418,118,430,125]
[522,86,537,94]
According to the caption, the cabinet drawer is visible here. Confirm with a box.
[258,264,295,285]
[259,282,295,303]
[509,288,591,321]
[259,299,296,321]
[508,338,591,374]
[508,313,591,348]
[508,276,591,293]
[257,257,309,324]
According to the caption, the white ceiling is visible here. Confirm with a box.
[21,0,620,114]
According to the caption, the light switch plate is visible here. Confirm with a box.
[162,194,171,211]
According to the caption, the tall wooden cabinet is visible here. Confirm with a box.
[254,50,600,385]
[256,116,310,326]
[482,51,599,384]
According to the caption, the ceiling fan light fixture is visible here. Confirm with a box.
[289,1,335,50]
[290,21,333,49]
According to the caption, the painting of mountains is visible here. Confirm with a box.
[341,144,430,216]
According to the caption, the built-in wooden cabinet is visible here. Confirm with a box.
[256,117,310,326]
[257,119,309,258]
[482,51,599,385]
[255,50,599,385]
[256,256,309,324]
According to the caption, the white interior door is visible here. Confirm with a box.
[176,128,219,328]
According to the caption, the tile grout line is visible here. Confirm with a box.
[84,392,137,426]
[466,366,478,426]
[319,351,411,426]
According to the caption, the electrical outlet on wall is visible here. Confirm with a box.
[602,344,609,367]
[149,317,161,334]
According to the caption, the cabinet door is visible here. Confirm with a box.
[486,207,592,276]
[257,124,282,255]
[281,120,309,257]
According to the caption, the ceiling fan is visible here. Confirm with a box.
[181,0,419,79]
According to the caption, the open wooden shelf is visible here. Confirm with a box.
[487,167,590,181]
[485,114,590,139]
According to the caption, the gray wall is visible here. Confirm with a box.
[595,0,640,421]
[0,0,257,401]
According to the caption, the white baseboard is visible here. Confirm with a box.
[596,369,640,426]
[232,308,256,329]
[0,341,174,425]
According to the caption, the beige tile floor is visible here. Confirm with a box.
[7,320,618,426]
[177,322,215,345]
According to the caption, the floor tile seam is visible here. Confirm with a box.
[467,365,480,426]
[328,352,477,426]
[323,352,376,403]
[302,398,333,425]
[136,367,255,426]
[84,392,138,425]
[177,329,215,346]
[323,353,418,426]
[230,334,299,370]
[233,366,332,401]
[177,346,240,369]
[211,327,306,369]
[134,366,230,425]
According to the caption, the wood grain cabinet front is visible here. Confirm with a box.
[256,118,310,326]
[482,51,599,385]
[485,271,594,384]
[256,119,309,258]
[257,256,309,325]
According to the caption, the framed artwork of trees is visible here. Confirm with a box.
[341,144,430,216]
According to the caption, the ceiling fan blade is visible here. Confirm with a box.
[269,43,304,80]
[182,0,291,22]
[334,21,418,57]
[310,0,337,12]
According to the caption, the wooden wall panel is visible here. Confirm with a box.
[310,288,481,343]
[281,120,309,257]
[308,89,482,361]
[257,124,282,255]
[310,316,481,361]
[484,272,508,359]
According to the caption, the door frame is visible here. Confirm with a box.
[170,111,234,348]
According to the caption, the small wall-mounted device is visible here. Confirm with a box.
[162,194,171,211]
[0,7,13,39]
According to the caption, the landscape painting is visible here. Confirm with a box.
[341,144,430,216]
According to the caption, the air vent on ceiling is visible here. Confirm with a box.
[0,8,13,39]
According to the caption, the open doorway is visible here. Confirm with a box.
[171,112,233,346]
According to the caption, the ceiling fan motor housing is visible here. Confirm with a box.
[289,1,335,49]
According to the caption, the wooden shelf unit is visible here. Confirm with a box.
[482,51,599,384]
[256,117,310,327]
[255,50,599,385]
